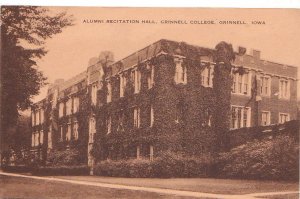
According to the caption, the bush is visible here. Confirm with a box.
[2,165,32,173]
[31,165,89,176]
[94,151,214,178]
[218,135,299,181]
[47,148,82,166]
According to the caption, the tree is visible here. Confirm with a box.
[1,6,74,165]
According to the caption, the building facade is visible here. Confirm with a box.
[30,39,298,164]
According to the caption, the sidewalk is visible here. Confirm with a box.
[1,172,299,199]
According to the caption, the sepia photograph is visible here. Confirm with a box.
[0,5,300,199]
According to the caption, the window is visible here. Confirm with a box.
[34,132,39,146]
[48,126,52,149]
[59,125,63,141]
[202,109,212,127]
[150,105,154,127]
[174,58,187,84]
[59,103,64,118]
[150,145,154,161]
[31,133,35,147]
[231,106,251,129]
[73,122,79,140]
[232,72,251,95]
[40,109,44,124]
[66,123,71,141]
[117,111,125,132]
[134,107,141,128]
[73,97,80,113]
[89,117,96,134]
[261,111,271,126]
[35,110,40,125]
[91,84,98,105]
[31,112,35,126]
[106,116,111,134]
[279,113,290,124]
[40,130,44,144]
[279,79,290,99]
[133,69,141,94]
[260,76,271,96]
[107,81,112,103]
[89,117,96,143]
[148,64,155,89]
[136,145,140,159]
[120,74,126,97]
[201,64,214,87]
[66,99,72,115]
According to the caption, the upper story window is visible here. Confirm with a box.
[59,125,63,141]
[261,111,271,126]
[232,72,251,96]
[89,117,96,134]
[35,110,40,125]
[59,102,64,118]
[174,58,187,84]
[66,123,71,141]
[40,130,44,144]
[120,74,127,97]
[148,64,155,89]
[31,112,35,126]
[40,109,44,124]
[279,113,290,124]
[107,81,112,103]
[150,105,154,127]
[106,116,112,134]
[231,106,251,129]
[73,122,79,140]
[31,133,35,147]
[91,84,98,105]
[133,107,141,128]
[73,97,80,113]
[279,79,290,99]
[133,69,141,94]
[260,76,271,96]
[201,64,214,88]
[66,99,72,115]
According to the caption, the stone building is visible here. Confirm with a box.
[30,39,298,164]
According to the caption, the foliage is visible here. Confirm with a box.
[94,151,214,178]
[1,6,73,156]
[31,165,89,176]
[46,148,83,166]
[213,42,236,151]
[217,134,299,181]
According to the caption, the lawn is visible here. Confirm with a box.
[0,175,198,199]
[58,176,299,195]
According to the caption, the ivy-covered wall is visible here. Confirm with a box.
[92,52,218,162]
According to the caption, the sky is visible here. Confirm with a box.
[33,7,300,102]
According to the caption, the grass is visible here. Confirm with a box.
[58,176,299,195]
[0,175,199,199]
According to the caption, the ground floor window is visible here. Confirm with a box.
[231,106,251,129]
[279,113,290,124]
[261,111,271,126]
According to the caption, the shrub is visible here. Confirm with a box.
[47,148,82,166]
[32,165,89,176]
[94,151,214,178]
[218,135,299,181]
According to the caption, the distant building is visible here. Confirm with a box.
[30,39,298,164]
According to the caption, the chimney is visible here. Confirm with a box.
[252,49,261,60]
